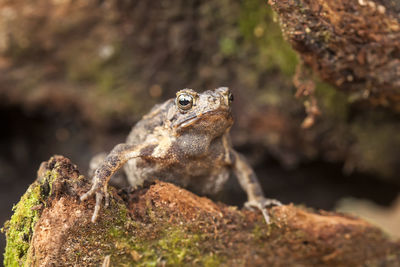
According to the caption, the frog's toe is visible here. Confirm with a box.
[104,190,110,208]
[245,198,282,224]
[80,181,108,222]
[80,185,97,201]
[91,191,104,223]
[262,198,282,207]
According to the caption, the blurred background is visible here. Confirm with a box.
[1,0,399,260]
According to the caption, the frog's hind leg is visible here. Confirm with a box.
[231,150,282,224]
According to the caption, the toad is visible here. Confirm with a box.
[81,87,281,223]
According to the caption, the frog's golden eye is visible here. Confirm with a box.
[176,93,194,110]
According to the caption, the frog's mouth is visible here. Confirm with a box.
[173,110,232,129]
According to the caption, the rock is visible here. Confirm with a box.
[269,0,400,110]
[3,156,400,266]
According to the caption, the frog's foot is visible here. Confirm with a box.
[245,198,282,224]
[80,182,110,223]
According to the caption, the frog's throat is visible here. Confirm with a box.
[173,110,231,129]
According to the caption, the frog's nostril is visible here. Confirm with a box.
[209,96,218,104]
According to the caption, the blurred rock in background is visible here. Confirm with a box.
[337,195,400,239]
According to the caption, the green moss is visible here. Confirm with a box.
[64,39,149,122]
[58,194,222,266]
[315,81,349,121]
[220,37,237,56]
[252,224,263,240]
[320,30,332,43]
[127,227,222,266]
[351,120,400,178]
[238,1,298,75]
[103,207,224,266]
[2,169,57,267]
[252,221,274,241]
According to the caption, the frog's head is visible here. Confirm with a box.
[171,87,234,137]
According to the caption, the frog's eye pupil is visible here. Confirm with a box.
[177,94,193,110]
[179,98,190,106]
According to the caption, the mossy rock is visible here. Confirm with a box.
[3,156,400,266]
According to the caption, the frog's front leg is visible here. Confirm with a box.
[231,150,282,223]
[81,143,153,222]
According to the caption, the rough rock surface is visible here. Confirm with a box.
[269,0,400,110]
[3,156,400,266]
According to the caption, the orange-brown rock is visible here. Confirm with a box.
[3,156,400,266]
